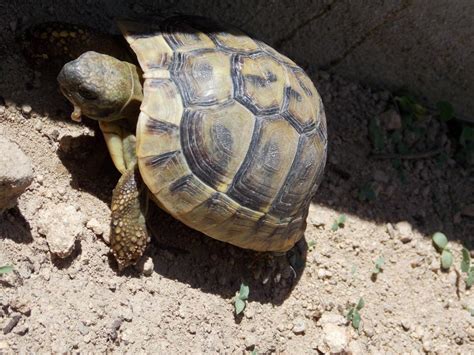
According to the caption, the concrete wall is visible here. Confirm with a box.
[1,0,472,121]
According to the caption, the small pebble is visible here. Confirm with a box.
[292,317,306,334]
[21,104,32,115]
[34,121,43,132]
[395,221,413,243]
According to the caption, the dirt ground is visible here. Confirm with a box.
[1,4,474,355]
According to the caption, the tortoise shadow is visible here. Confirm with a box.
[57,134,305,305]
[145,204,306,305]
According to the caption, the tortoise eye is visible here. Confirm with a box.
[77,87,98,100]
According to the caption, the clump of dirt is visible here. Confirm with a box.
[1,16,473,355]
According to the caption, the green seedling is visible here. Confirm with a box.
[0,265,12,276]
[372,257,385,274]
[461,247,474,288]
[347,297,364,331]
[331,214,346,231]
[394,95,427,121]
[358,183,376,202]
[432,232,453,270]
[234,283,250,315]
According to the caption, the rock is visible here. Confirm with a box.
[3,313,21,334]
[21,104,32,115]
[318,312,347,326]
[37,203,85,258]
[395,221,413,243]
[0,136,33,212]
[401,319,412,331]
[348,340,366,354]
[319,323,348,354]
[292,317,306,334]
[34,121,43,132]
[137,257,154,277]
[13,324,28,336]
[244,333,257,349]
[86,218,104,236]
[379,109,402,131]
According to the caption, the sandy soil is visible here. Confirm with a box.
[1,6,474,355]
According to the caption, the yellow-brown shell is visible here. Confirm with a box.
[119,17,327,252]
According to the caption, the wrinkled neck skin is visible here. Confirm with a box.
[111,62,143,123]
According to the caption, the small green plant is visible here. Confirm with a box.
[234,283,249,315]
[0,265,12,276]
[358,183,376,202]
[372,257,385,275]
[347,297,364,331]
[331,214,346,231]
[461,247,474,288]
[432,232,453,270]
[250,350,258,355]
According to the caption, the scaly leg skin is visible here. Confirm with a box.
[110,167,149,271]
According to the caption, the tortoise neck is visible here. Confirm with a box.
[118,62,143,122]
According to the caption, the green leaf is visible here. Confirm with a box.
[461,247,471,273]
[331,222,339,232]
[395,95,416,113]
[346,308,354,320]
[373,257,384,274]
[432,232,448,251]
[0,265,12,275]
[239,283,250,300]
[356,297,365,310]
[352,311,361,329]
[436,101,454,121]
[441,249,453,270]
[250,350,258,355]
[413,103,427,119]
[466,272,474,288]
[235,298,246,315]
[337,214,347,225]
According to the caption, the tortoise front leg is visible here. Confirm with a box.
[110,167,150,270]
[99,121,137,174]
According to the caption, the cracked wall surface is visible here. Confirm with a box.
[1,0,472,121]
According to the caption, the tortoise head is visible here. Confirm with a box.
[58,51,142,122]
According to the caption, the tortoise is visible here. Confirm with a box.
[26,16,327,269]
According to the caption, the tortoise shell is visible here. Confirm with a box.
[118,17,327,252]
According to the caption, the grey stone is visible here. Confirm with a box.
[37,203,85,258]
[319,323,348,354]
[0,136,33,212]
[292,317,306,334]
[395,221,413,243]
